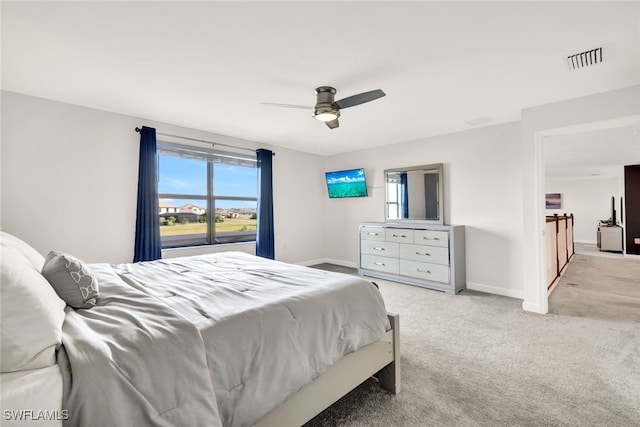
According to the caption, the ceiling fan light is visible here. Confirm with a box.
[314,111,338,122]
[314,104,340,122]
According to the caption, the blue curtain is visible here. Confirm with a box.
[400,172,409,219]
[256,149,275,259]
[133,126,162,262]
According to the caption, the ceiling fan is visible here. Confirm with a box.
[262,86,386,129]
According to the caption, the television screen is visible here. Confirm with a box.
[325,168,368,198]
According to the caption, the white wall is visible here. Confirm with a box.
[271,146,329,265]
[520,84,640,313]
[4,86,638,306]
[323,121,525,298]
[545,177,620,243]
[0,91,327,264]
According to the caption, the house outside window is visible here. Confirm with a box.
[158,142,257,248]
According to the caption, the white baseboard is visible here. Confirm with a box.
[296,258,330,267]
[466,281,524,300]
[574,239,597,245]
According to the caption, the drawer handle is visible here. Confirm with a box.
[417,269,432,274]
[374,262,386,266]
[373,247,386,251]
[393,234,407,238]
[367,232,378,236]
[416,252,431,256]
[423,237,440,240]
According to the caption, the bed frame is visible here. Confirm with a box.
[256,312,400,426]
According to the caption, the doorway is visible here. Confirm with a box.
[534,115,640,312]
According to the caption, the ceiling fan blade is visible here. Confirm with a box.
[335,89,386,109]
[326,119,340,129]
[261,102,311,110]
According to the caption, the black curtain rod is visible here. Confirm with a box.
[135,127,274,156]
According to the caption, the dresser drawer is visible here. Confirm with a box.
[360,240,399,258]
[414,230,449,248]
[385,228,414,243]
[360,226,385,241]
[361,254,400,274]
[400,244,449,265]
[400,260,450,284]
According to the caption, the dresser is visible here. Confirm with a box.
[358,222,466,294]
[597,225,623,252]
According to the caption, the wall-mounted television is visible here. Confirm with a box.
[325,168,368,198]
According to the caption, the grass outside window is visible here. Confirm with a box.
[160,217,257,236]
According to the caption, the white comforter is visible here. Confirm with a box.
[59,252,390,427]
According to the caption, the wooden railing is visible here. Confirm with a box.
[546,213,575,289]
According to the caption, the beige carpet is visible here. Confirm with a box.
[549,253,640,322]
[305,255,640,426]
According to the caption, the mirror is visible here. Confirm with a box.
[384,163,444,224]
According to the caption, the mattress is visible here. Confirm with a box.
[0,365,64,427]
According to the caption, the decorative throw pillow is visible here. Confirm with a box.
[42,251,99,309]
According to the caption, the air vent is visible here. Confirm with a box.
[567,47,602,70]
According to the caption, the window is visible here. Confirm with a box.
[386,173,401,219]
[158,142,257,248]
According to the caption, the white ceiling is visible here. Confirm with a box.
[2,1,639,156]
[544,123,640,180]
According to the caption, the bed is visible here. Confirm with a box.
[0,231,400,427]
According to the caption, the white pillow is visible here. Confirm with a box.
[0,246,66,373]
[0,231,45,271]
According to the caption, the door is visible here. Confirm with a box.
[624,164,640,255]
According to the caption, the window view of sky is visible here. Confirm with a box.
[159,156,257,209]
